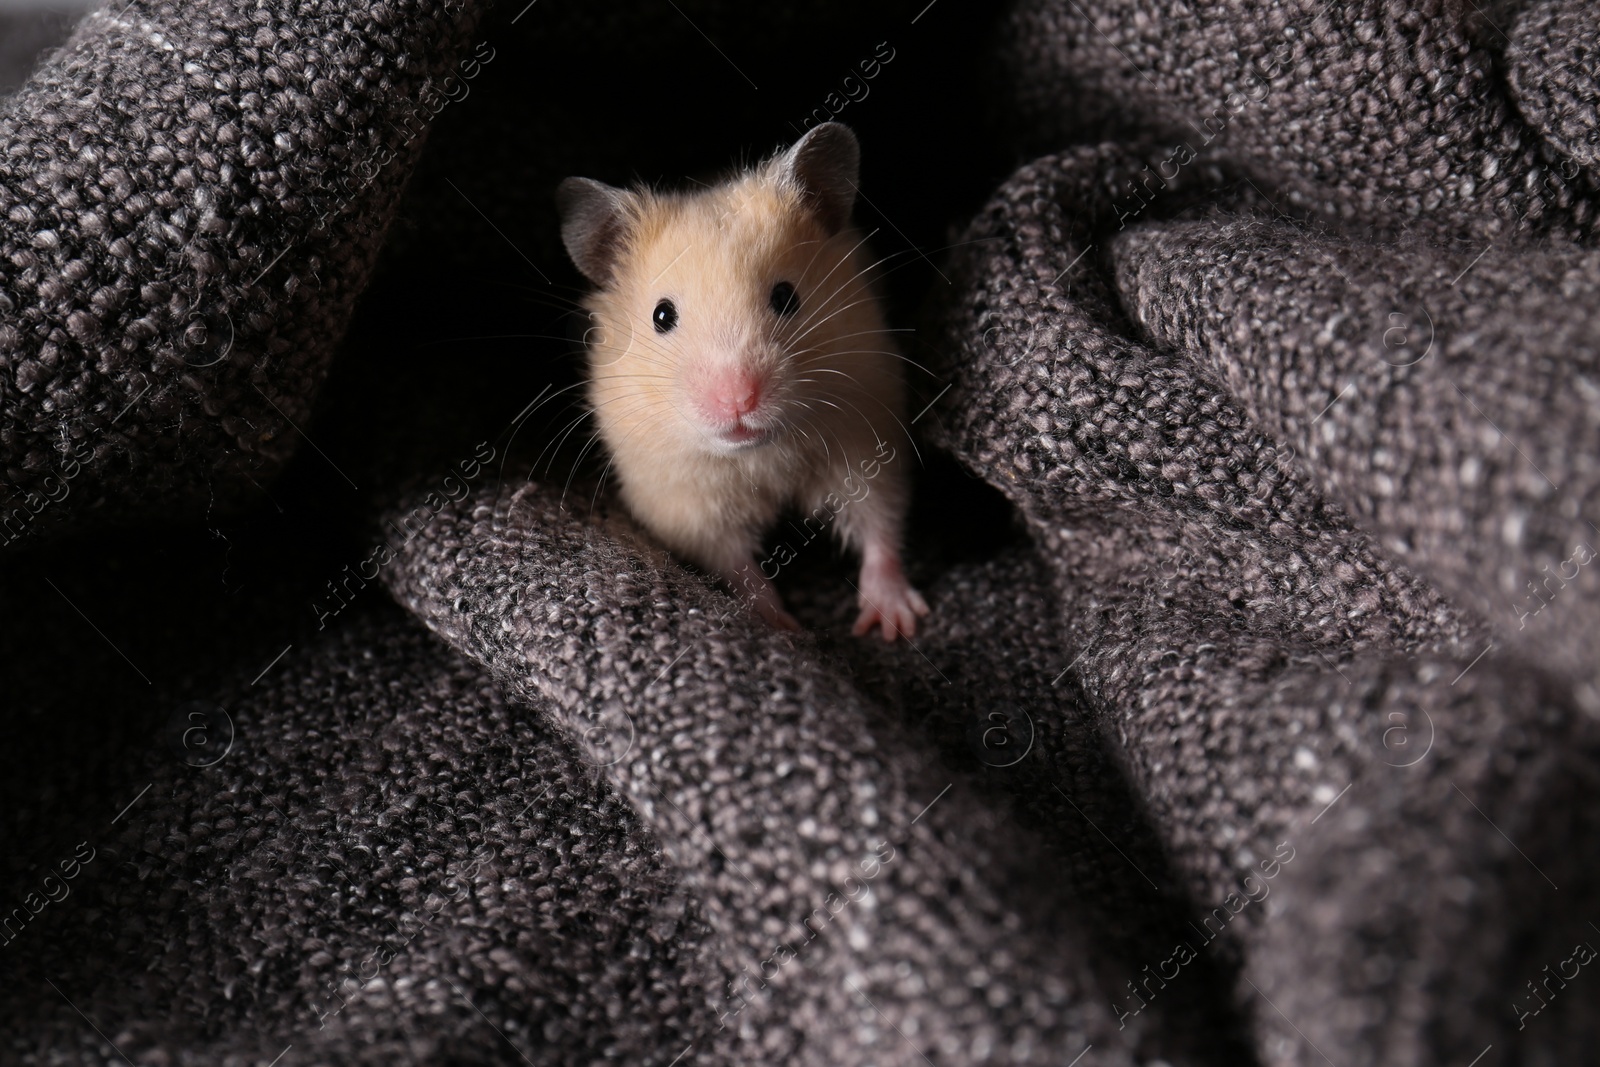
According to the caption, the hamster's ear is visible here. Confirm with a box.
[778,122,860,235]
[556,177,633,286]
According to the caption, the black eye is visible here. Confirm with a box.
[653,299,678,333]
[770,282,799,317]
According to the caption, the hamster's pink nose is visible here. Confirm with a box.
[705,370,766,421]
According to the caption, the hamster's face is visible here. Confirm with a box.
[585,181,878,458]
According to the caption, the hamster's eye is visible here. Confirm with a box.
[652,299,678,333]
[769,282,799,318]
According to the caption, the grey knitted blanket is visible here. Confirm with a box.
[3,1,1598,1065]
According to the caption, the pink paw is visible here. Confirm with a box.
[725,562,804,633]
[755,595,804,633]
[852,557,930,642]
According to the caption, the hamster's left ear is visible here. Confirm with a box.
[556,177,633,286]
[778,122,860,235]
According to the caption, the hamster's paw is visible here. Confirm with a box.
[753,592,804,633]
[852,559,930,642]
[718,561,803,633]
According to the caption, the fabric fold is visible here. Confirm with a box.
[924,133,1600,1063]
[1111,218,1600,681]
[0,601,720,1067]
[380,478,1143,1066]
[0,0,486,545]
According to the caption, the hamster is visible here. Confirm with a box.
[555,122,929,641]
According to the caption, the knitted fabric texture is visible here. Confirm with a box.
[0,0,481,543]
[2,0,1598,1065]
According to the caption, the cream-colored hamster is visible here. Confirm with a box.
[555,122,929,640]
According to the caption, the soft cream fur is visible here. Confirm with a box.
[580,154,927,638]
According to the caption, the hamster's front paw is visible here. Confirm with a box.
[756,595,804,633]
[852,554,930,642]
[718,560,803,633]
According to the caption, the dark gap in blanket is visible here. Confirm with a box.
[0,8,91,98]
[304,0,1017,509]
[776,503,1260,1064]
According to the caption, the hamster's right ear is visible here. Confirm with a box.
[779,122,860,236]
[556,177,633,286]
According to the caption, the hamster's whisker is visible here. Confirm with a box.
[797,226,883,317]
[493,286,592,318]
[782,410,820,452]
[592,372,679,383]
[797,346,940,381]
[801,240,952,327]
[792,236,833,292]
[782,410,813,443]
[789,250,918,333]
[785,328,915,364]
[565,396,669,507]
[797,326,914,345]
[802,236,916,311]
[787,401,841,464]
[559,395,677,505]
[589,347,673,373]
[801,395,845,415]
[418,331,587,348]
[493,379,597,496]
[463,276,591,310]
[589,447,628,516]
[587,444,617,508]
[583,321,682,368]
[792,368,864,386]
[539,392,665,479]
[538,406,606,479]
[784,293,886,351]
[804,385,923,466]
[795,347,903,369]
[562,426,613,508]
[500,377,588,434]
[796,243,920,320]
[800,234,992,315]
[587,397,672,471]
